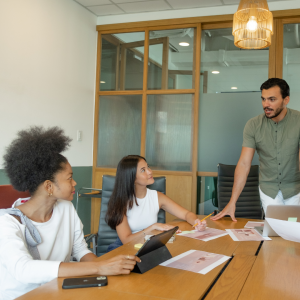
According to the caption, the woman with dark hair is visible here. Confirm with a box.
[0,127,140,300]
[106,155,206,252]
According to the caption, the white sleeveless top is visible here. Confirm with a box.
[126,189,160,233]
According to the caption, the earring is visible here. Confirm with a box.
[48,193,52,196]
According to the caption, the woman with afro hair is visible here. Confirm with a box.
[0,126,140,300]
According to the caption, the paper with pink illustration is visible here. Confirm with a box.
[226,229,271,241]
[244,221,265,229]
[160,250,230,274]
[177,227,228,241]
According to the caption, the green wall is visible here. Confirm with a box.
[0,169,10,185]
[72,166,93,235]
[0,166,92,235]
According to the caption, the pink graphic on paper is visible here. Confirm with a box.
[244,221,264,228]
[181,228,226,240]
[165,251,225,273]
[230,229,265,241]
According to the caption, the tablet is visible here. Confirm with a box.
[135,226,179,257]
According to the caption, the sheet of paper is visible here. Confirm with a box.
[265,218,300,243]
[160,250,230,275]
[226,229,271,241]
[144,234,175,243]
[244,221,265,228]
[177,227,228,241]
[145,235,153,240]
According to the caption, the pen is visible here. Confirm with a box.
[192,212,214,227]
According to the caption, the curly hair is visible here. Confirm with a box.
[3,126,72,194]
[260,78,290,99]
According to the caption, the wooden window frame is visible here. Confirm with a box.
[274,16,300,78]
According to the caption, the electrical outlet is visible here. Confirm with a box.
[207,186,210,189]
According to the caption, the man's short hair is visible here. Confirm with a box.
[260,78,290,99]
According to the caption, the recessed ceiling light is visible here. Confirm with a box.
[231,87,238,90]
[179,42,189,46]
[100,81,105,83]
[212,71,220,74]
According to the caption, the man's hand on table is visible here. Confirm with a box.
[210,202,237,222]
[97,255,141,275]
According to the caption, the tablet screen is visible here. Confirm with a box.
[136,226,178,257]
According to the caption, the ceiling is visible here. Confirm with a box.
[74,0,287,16]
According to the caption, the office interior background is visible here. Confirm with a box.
[0,0,299,235]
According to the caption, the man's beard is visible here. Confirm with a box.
[264,104,284,119]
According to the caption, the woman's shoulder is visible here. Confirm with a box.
[146,189,161,201]
[0,214,23,235]
[147,188,159,196]
[0,212,20,223]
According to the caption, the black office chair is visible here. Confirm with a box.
[217,163,262,219]
[88,175,166,256]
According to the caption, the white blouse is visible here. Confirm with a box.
[0,198,91,300]
[126,189,160,233]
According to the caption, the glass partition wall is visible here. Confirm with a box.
[197,27,268,214]
[92,26,199,232]
[97,28,197,168]
[282,22,300,111]
[100,32,145,91]
[146,94,193,171]
[92,14,297,232]
[97,95,142,168]
[148,28,195,90]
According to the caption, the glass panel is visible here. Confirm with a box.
[197,176,218,215]
[100,32,145,91]
[148,28,195,90]
[146,94,193,171]
[198,27,268,172]
[97,95,142,167]
[283,23,300,111]
[100,37,117,91]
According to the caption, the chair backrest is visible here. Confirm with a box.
[217,164,262,219]
[0,185,30,209]
[96,176,166,256]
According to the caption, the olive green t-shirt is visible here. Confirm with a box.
[242,108,300,199]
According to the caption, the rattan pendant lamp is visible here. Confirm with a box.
[233,0,273,49]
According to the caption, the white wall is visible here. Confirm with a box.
[0,0,97,167]
[97,0,300,25]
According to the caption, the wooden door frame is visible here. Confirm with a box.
[275,16,300,78]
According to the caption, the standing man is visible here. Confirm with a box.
[211,78,300,222]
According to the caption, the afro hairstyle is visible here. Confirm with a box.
[3,126,72,194]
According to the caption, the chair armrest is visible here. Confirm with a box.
[85,233,97,243]
[85,233,98,255]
